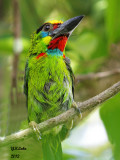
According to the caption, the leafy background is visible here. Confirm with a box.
[0,0,120,159]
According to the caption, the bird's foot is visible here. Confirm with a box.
[71,101,82,119]
[66,120,73,130]
[29,121,42,140]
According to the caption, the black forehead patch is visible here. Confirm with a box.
[36,24,44,34]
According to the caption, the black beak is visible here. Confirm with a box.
[49,15,84,39]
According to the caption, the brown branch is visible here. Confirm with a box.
[75,68,120,83]
[1,81,120,147]
[11,0,22,104]
[13,0,21,38]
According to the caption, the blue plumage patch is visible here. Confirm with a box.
[41,31,49,38]
[47,49,63,56]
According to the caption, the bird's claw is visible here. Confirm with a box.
[71,101,82,119]
[29,121,42,140]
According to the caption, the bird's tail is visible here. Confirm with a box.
[42,134,63,160]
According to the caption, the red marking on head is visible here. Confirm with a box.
[36,53,47,59]
[48,36,68,52]
[53,24,58,30]
[53,23,61,30]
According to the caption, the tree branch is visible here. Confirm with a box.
[75,68,120,83]
[11,0,22,104]
[1,81,120,147]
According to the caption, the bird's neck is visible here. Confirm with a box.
[47,48,63,56]
[35,48,66,59]
[46,36,67,57]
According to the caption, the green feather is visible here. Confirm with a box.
[24,26,74,160]
[27,55,72,121]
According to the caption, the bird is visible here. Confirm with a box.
[24,15,84,160]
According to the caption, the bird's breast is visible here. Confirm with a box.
[28,56,73,122]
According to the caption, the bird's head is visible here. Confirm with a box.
[29,15,84,59]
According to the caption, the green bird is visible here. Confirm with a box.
[24,15,84,160]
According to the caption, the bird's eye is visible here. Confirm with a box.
[43,24,51,32]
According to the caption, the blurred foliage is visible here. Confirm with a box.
[100,93,120,160]
[106,0,120,45]
[0,0,120,160]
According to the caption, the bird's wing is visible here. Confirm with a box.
[63,57,75,98]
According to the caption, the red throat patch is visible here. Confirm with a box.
[48,36,68,52]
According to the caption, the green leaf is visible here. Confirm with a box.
[106,0,120,44]
[100,93,120,160]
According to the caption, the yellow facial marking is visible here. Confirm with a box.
[42,36,52,45]
[47,20,63,24]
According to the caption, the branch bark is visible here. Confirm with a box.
[1,81,120,147]
[11,0,22,104]
[75,68,120,84]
